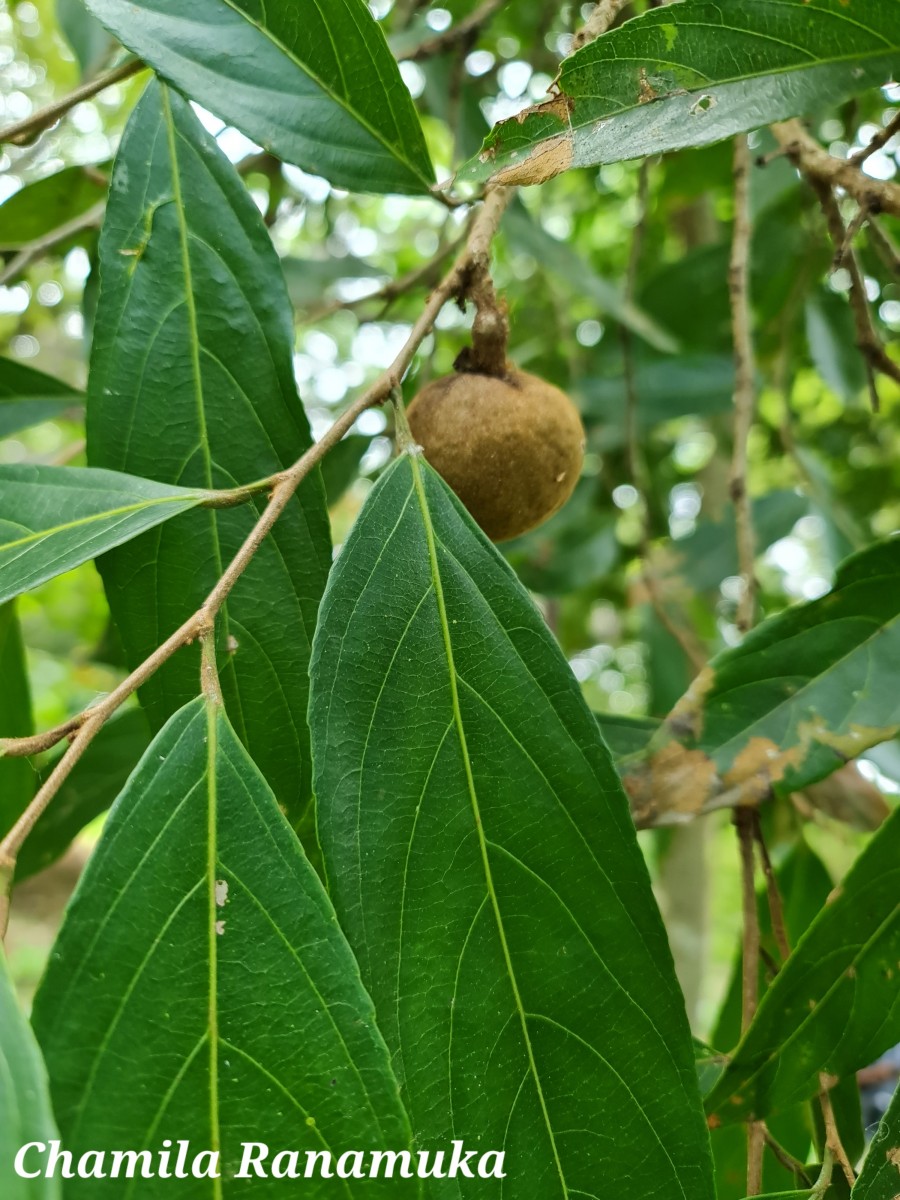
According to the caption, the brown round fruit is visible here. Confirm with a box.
[407,367,584,542]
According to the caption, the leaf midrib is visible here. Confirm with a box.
[408,454,569,1199]
[706,597,899,765]
[218,0,433,190]
[0,491,201,555]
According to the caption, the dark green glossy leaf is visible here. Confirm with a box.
[311,453,715,1199]
[853,1080,900,1200]
[16,708,151,884]
[0,167,106,250]
[0,465,210,606]
[0,358,82,440]
[32,696,412,1196]
[629,539,900,824]
[87,80,331,828]
[461,0,900,186]
[706,806,900,1124]
[0,950,61,1200]
[83,0,435,194]
[0,603,33,839]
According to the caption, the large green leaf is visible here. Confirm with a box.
[460,0,900,186]
[0,950,61,1200]
[0,358,82,440]
[0,464,210,606]
[87,80,332,828]
[0,602,33,837]
[83,0,435,194]
[853,1081,900,1200]
[625,539,900,824]
[32,696,412,1196]
[706,806,900,1124]
[311,453,715,1199]
[16,708,151,884]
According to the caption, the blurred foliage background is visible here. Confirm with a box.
[1,0,898,1105]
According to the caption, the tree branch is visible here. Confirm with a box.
[397,0,505,62]
[0,59,144,147]
[572,0,631,49]
[729,135,757,635]
[0,185,514,935]
[736,805,764,1196]
[811,176,900,410]
[622,162,707,673]
[771,119,900,219]
[819,1077,857,1188]
[0,200,106,287]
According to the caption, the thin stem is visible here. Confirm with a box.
[200,631,223,706]
[762,1127,813,1188]
[0,59,144,146]
[850,108,900,166]
[622,163,707,674]
[398,0,505,61]
[0,200,106,287]
[819,1077,857,1188]
[810,1148,834,1200]
[729,135,757,635]
[772,118,900,218]
[736,805,764,1196]
[0,185,513,931]
[753,820,791,963]
[810,176,900,411]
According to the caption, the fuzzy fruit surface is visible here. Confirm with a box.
[407,368,585,542]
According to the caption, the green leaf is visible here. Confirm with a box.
[87,80,332,829]
[0,166,107,251]
[502,479,619,595]
[16,709,151,884]
[0,602,34,837]
[32,696,412,1193]
[595,712,661,761]
[0,950,61,1200]
[805,290,868,405]
[627,538,900,822]
[0,358,82,440]
[503,201,677,352]
[56,0,115,76]
[580,354,736,428]
[320,433,372,508]
[712,840,835,1054]
[706,805,900,1124]
[853,1080,900,1200]
[669,492,809,595]
[311,453,715,1199]
[0,464,210,607]
[83,0,435,194]
[460,0,900,186]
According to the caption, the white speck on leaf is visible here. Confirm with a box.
[215,880,228,907]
